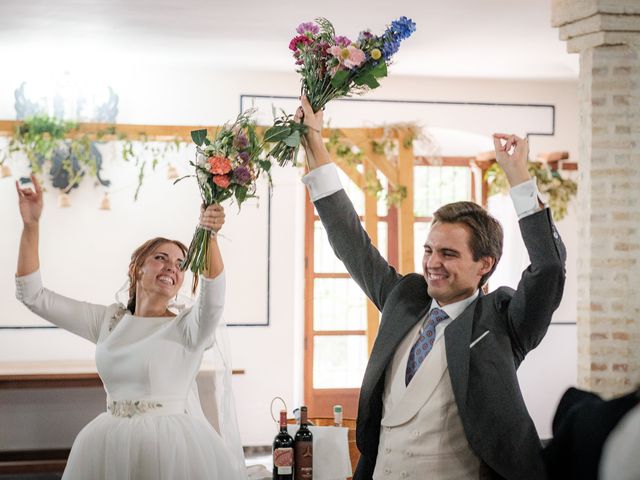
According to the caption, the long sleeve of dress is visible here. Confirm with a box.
[15,270,107,343]
[176,270,225,350]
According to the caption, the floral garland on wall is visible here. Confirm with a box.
[485,161,577,221]
[324,123,424,207]
[0,114,185,206]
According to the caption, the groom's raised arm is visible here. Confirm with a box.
[297,97,401,311]
[492,133,567,360]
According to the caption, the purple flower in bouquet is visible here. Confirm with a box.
[238,151,250,164]
[296,22,320,35]
[233,166,252,185]
[233,129,248,149]
[333,35,352,47]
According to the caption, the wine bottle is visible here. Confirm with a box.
[272,410,294,480]
[333,404,343,427]
[294,406,313,480]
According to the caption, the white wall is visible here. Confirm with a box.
[0,62,578,446]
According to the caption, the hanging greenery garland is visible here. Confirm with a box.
[1,114,184,201]
[485,161,577,220]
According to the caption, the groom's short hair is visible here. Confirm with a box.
[432,201,503,287]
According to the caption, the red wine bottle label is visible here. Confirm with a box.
[294,443,313,479]
[273,447,293,474]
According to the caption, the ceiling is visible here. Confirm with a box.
[0,0,578,79]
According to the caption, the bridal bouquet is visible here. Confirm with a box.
[177,110,271,275]
[264,16,416,166]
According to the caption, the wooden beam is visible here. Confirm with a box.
[397,136,415,274]
[333,158,365,189]
[0,120,219,141]
[361,144,399,186]
[363,161,380,355]
[537,151,569,162]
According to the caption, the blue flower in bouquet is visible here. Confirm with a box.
[382,38,401,59]
[389,16,416,40]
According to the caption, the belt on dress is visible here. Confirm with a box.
[106,398,187,417]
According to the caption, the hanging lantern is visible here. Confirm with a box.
[99,192,111,210]
[0,164,11,178]
[167,163,178,180]
[58,192,71,207]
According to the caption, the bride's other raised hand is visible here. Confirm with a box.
[16,174,43,227]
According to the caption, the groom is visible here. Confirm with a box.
[296,96,566,480]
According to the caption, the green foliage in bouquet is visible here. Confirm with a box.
[177,110,271,275]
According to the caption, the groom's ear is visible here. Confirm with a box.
[479,256,495,276]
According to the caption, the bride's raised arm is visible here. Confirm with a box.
[15,175,108,342]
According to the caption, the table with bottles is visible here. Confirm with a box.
[273,406,352,480]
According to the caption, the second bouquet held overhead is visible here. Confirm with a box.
[177,110,272,279]
[264,16,416,166]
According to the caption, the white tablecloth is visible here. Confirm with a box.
[287,425,352,480]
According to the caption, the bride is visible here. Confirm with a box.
[15,175,247,480]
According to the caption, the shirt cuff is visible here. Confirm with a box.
[15,270,43,303]
[301,164,343,202]
[509,179,546,219]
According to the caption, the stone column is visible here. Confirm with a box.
[552,0,640,397]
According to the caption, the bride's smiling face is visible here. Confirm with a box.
[137,243,186,299]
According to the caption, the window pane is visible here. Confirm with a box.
[377,221,388,262]
[377,173,388,217]
[313,335,367,388]
[314,220,386,272]
[339,169,364,215]
[313,278,366,331]
[414,166,471,217]
[414,221,431,272]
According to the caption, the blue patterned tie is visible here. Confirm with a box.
[405,308,449,385]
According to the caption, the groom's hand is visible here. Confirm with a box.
[492,133,531,187]
[295,96,331,171]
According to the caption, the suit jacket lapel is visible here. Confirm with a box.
[361,292,430,403]
[445,295,480,412]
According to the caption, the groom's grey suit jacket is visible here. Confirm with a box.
[314,189,566,480]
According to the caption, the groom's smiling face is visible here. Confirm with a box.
[422,222,493,307]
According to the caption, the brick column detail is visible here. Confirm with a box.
[552,0,640,397]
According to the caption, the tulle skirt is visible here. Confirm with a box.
[62,412,245,480]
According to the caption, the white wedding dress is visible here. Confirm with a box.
[16,269,247,480]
